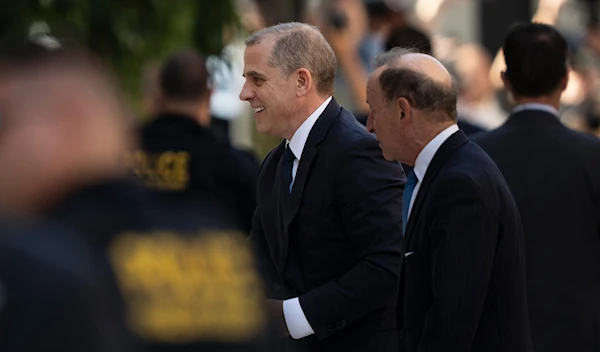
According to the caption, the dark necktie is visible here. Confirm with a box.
[402,169,418,236]
[281,146,296,194]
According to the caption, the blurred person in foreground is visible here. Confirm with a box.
[240,22,405,351]
[366,48,533,351]
[473,22,600,352]
[0,36,268,352]
[130,49,259,233]
[0,36,136,352]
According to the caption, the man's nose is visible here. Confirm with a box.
[239,82,253,101]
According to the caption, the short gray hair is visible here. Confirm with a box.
[245,22,337,96]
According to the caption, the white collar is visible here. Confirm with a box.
[413,124,459,183]
[286,96,332,160]
[512,103,560,118]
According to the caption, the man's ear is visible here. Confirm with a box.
[296,68,313,97]
[397,97,411,121]
[501,71,511,92]
[560,69,570,92]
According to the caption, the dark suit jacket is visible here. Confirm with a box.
[473,110,600,352]
[0,220,135,352]
[136,113,259,232]
[251,99,406,351]
[49,180,270,352]
[399,129,534,352]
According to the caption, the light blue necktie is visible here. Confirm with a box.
[402,169,418,236]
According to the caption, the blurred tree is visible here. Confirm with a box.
[0,0,238,109]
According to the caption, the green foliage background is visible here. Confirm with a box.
[0,0,238,108]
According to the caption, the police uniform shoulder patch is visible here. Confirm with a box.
[108,229,266,344]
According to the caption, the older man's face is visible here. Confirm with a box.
[239,40,298,139]
[366,68,404,162]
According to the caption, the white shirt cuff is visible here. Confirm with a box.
[283,297,315,340]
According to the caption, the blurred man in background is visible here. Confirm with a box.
[0,36,268,352]
[473,22,600,352]
[131,49,259,233]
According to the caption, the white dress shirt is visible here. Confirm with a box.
[407,124,459,219]
[511,103,560,118]
[282,96,332,340]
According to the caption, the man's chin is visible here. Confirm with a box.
[381,149,396,162]
[255,123,273,136]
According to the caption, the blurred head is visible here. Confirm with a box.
[454,44,494,103]
[367,48,457,164]
[0,41,132,216]
[158,49,211,125]
[363,0,407,32]
[239,22,337,140]
[385,25,432,54]
[502,22,569,102]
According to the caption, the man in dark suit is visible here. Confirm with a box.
[131,49,259,233]
[240,22,406,351]
[366,48,533,352]
[472,23,600,352]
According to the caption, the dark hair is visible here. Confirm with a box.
[379,67,457,122]
[503,22,568,97]
[385,26,432,54]
[159,50,210,102]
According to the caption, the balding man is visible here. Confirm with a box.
[240,23,405,351]
[366,48,533,352]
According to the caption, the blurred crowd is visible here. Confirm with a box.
[213,0,600,146]
[0,0,598,351]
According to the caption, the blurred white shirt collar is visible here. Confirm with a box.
[513,103,559,118]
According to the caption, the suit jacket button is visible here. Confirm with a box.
[399,330,405,339]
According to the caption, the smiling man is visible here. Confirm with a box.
[240,22,406,351]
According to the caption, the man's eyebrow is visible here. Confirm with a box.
[243,70,266,80]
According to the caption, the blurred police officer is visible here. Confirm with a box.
[131,49,259,233]
[0,37,135,352]
[0,35,268,352]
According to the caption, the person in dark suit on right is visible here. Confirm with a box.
[473,22,600,352]
[366,47,534,352]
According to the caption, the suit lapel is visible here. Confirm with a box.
[403,130,469,246]
[283,98,341,229]
[264,141,288,276]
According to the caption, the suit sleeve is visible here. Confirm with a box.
[221,149,259,233]
[418,175,499,352]
[299,136,405,339]
[247,152,282,299]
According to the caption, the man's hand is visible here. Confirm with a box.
[266,299,289,338]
